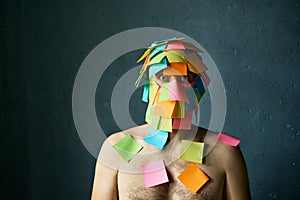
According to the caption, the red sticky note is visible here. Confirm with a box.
[172,110,193,130]
[217,132,241,146]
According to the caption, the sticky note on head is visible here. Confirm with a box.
[217,132,241,147]
[180,140,204,164]
[113,135,143,162]
[142,160,169,188]
[178,163,209,194]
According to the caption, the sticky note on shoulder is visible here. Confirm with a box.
[217,132,241,147]
[142,160,169,188]
[180,140,204,164]
[178,163,209,194]
[113,135,143,162]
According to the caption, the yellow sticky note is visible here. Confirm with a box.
[154,99,176,118]
[158,116,172,132]
[178,163,209,194]
[165,52,186,63]
[180,140,204,163]
[163,63,187,76]
[184,53,207,73]
[149,52,165,65]
[149,79,159,105]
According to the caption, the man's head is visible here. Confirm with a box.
[136,38,209,132]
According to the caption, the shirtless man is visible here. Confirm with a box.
[91,38,251,200]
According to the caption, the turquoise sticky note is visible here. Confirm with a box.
[144,128,168,150]
[148,58,168,77]
[150,44,167,58]
[142,83,149,102]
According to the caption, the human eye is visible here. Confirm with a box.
[180,76,189,83]
[159,75,169,82]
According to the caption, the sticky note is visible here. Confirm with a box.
[187,62,200,74]
[185,86,196,110]
[183,53,207,73]
[144,128,168,149]
[149,79,159,105]
[178,163,209,194]
[200,71,211,86]
[163,63,187,76]
[113,135,143,162]
[148,58,168,77]
[180,140,204,163]
[172,101,185,118]
[166,41,186,50]
[142,160,169,188]
[137,48,151,63]
[150,44,167,58]
[217,133,241,146]
[158,83,170,102]
[149,52,165,65]
[158,116,172,132]
[154,99,176,118]
[168,80,189,103]
[172,110,193,129]
[142,83,149,102]
[165,51,186,63]
[184,42,202,52]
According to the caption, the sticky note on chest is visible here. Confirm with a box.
[113,135,143,162]
[217,132,241,147]
[177,163,209,194]
[180,140,204,164]
[141,160,169,188]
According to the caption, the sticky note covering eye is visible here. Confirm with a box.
[217,132,241,147]
[142,160,169,188]
[178,163,209,194]
[180,140,204,164]
[113,135,143,162]
[144,128,168,150]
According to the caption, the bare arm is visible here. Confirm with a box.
[223,145,251,200]
[91,161,118,200]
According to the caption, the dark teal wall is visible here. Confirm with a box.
[1,0,299,199]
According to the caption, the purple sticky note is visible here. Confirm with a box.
[168,80,189,103]
[141,160,169,188]
[217,133,241,147]
[172,110,193,130]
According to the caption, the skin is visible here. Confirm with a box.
[91,75,251,200]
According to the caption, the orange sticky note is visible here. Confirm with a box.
[154,99,176,118]
[163,63,187,76]
[177,163,209,194]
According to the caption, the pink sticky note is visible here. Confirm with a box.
[168,80,189,103]
[166,41,185,50]
[200,71,211,86]
[172,110,193,129]
[141,160,169,188]
[217,132,241,146]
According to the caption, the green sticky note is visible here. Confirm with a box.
[159,83,170,102]
[113,135,143,162]
[180,140,204,164]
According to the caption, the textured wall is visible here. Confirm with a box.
[1,0,299,199]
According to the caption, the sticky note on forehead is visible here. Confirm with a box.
[217,133,241,147]
[180,140,204,164]
[142,160,169,188]
[113,135,143,162]
[178,163,209,194]
[163,63,187,76]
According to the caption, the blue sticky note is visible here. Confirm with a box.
[148,58,168,77]
[142,83,149,102]
[150,44,167,58]
[144,128,168,150]
[185,86,196,110]
[194,76,205,96]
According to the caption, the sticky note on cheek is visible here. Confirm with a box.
[178,163,209,194]
[217,133,241,146]
[142,160,169,188]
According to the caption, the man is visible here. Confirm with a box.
[91,38,251,200]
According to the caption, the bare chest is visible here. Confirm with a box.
[117,159,225,200]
